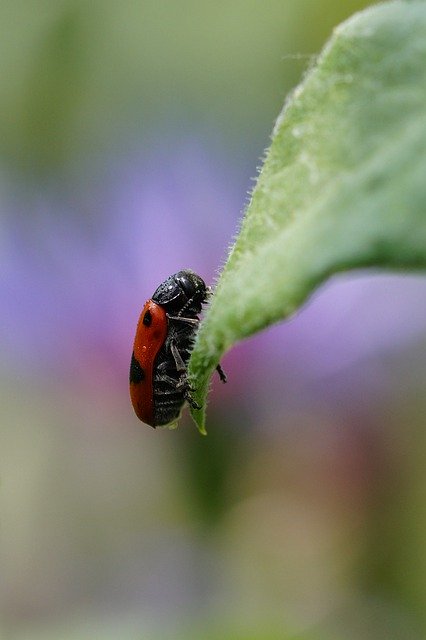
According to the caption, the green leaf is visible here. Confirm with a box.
[188,0,426,433]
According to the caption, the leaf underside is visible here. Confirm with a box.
[188,0,426,433]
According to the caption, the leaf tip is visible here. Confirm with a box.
[190,406,208,435]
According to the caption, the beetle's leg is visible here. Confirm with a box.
[155,372,200,409]
[167,314,199,326]
[170,341,187,373]
[182,387,202,410]
[169,340,202,409]
[174,373,201,410]
[155,374,181,387]
[216,363,227,383]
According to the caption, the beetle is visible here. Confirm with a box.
[130,269,226,428]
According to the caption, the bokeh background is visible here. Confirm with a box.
[2,1,426,639]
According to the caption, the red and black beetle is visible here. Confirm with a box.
[130,269,226,427]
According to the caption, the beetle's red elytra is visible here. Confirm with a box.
[130,270,226,428]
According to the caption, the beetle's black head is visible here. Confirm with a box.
[152,269,208,316]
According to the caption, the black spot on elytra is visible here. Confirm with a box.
[143,310,152,326]
[129,353,145,383]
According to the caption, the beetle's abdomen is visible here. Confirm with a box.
[151,328,194,426]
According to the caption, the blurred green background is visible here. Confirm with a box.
[4,2,426,639]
